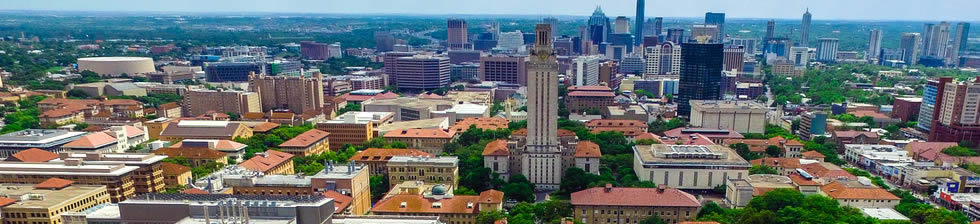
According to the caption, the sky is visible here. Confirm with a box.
[2,0,978,22]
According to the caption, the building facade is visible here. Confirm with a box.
[249,73,325,114]
[677,43,724,117]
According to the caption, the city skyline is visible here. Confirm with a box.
[3,0,980,22]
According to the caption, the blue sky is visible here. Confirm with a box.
[3,0,978,21]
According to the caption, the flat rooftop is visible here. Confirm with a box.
[0,162,141,176]
[690,100,768,111]
[388,156,459,166]
[324,112,393,124]
[0,184,107,209]
[0,129,87,144]
[634,144,751,167]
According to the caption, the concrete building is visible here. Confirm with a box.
[300,41,333,60]
[644,42,682,76]
[571,185,701,224]
[77,57,155,77]
[249,73,325,114]
[892,97,923,122]
[800,9,812,47]
[817,38,840,62]
[161,162,191,187]
[158,120,253,142]
[391,56,450,91]
[633,144,751,190]
[238,150,295,175]
[387,156,459,188]
[181,89,261,117]
[316,112,393,150]
[89,193,335,224]
[691,24,721,43]
[927,79,980,144]
[371,188,503,224]
[277,129,330,157]
[566,86,616,115]
[450,63,480,82]
[790,47,810,67]
[0,160,144,202]
[447,19,468,50]
[351,148,433,176]
[168,139,248,162]
[917,78,952,132]
[922,22,951,59]
[205,62,263,82]
[677,43,724,117]
[479,55,527,85]
[0,129,86,157]
[0,178,111,224]
[689,100,767,134]
[867,29,884,62]
[723,46,745,74]
[901,33,922,65]
[569,55,601,86]
[799,111,828,141]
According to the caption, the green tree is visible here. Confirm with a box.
[765,145,783,157]
[475,210,507,224]
[559,167,599,196]
[370,175,390,202]
[749,165,779,175]
[502,174,535,203]
[454,186,478,195]
[638,215,667,224]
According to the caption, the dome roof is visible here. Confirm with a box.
[432,185,448,195]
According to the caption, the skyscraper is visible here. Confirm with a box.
[922,22,951,58]
[374,31,395,53]
[391,55,450,91]
[653,17,663,37]
[691,24,721,43]
[817,38,839,62]
[800,9,812,47]
[543,17,559,37]
[667,28,685,44]
[447,19,468,50]
[900,33,922,65]
[677,42,723,117]
[587,7,611,45]
[524,24,562,189]
[867,29,884,62]
[950,22,971,66]
[634,0,645,46]
[248,73,324,114]
[765,20,775,41]
[724,46,745,74]
[614,16,630,34]
[705,12,725,40]
[644,42,681,76]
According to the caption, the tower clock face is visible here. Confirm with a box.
[537,50,550,60]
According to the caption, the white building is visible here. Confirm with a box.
[634,144,751,190]
[817,38,840,62]
[497,31,526,53]
[644,42,682,76]
[689,100,768,134]
[569,55,601,86]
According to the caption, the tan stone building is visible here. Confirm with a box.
[0,178,111,224]
[387,156,459,188]
[278,129,330,156]
[248,72,325,114]
[566,86,617,115]
[152,147,228,167]
[49,152,168,195]
[181,89,261,117]
[0,161,141,202]
[633,144,751,190]
[383,128,455,155]
[571,185,702,224]
[316,112,393,150]
[371,188,503,224]
[160,162,191,187]
[689,100,768,134]
[350,148,433,176]
[238,150,295,175]
[158,120,253,142]
[158,102,182,118]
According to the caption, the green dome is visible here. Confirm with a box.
[432,185,447,195]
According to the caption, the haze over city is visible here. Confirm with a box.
[3,0,980,21]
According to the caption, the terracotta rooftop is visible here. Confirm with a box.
[723,136,803,152]
[384,128,454,139]
[5,148,58,162]
[169,140,246,151]
[153,147,226,160]
[160,162,191,175]
[851,110,891,120]
[664,128,744,139]
[270,112,294,120]
[238,150,295,173]
[450,117,509,133]
[159,102,180,110]
[278,129,330,148]
[589,127,645,136]
[372,190,502,214]
[511,128,577,137]
[479,190,504,204]
[636,132,659,141]
[585,119,648,129]
[789,173,821,186]
[482,139,510,156]
[575,141,602,158]
[801,162,856,180]
[123,126,145,137]
[63,132,117,148]
[323,190,353,212]
[0,197,15,207]
[570,186,700,207]
[568,86,612,92]
[568,91,616,97]
[802,150,827,159]
[821,182,900,200]
[242,112,266,120]
[833,130,878,139]
[750,158,801,170]
[904,142,958,161]
[182,188,209,194]
[33,177,74,189]
[251,122,281,132]
[352,148,433,162]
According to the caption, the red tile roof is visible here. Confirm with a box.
[238,150,294,173]
[479,190,504,204]
[801,162,856,180]
[570,186,700,207]
[802,151,826,159]
[511,128,578,137]
[242,112,266,120]
[123,126,145,137]
[568,91,616,97]
[5,148,58,162]
[352,148,433,162]
[833,130,878,139]
[160,162,191,175]
[153,147,226,160]
[450,117,509,133]
[384,129,455,139]
[182,188,209,194]
[789,174,821,186]
[851,110,891,120]
[482,139,510,156]
[252,122,280,132]
[575,141,602,158]
[33,178,73,189]
[63,132,117,148]
[750,158,802,170]
[278,129,330,148]
[568,86,612,91]
[159,102,180,110]
[905,142,958,161]
[585,119,648,129]
[323,190,353,212]
[636,132,659,141]
[0,197,16,207]
[589,127,645,137]
[372,190,501,214]
[821,182,900,200]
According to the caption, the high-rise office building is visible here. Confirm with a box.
[615,16,630,34]
[928,78,980,143]
[705,12,726,40]
[950,22,971,66]
[182,89,261,116]
[900,33,922,65]
[644,42,682,76]
[588,7,611,45]
[375,31,396,52]
[249,73,325,114]
[730,38,758,56]
[817,38,839,62]
[447,19,468,50]
[648,17,664,38]
[543,17,559,37]
[391,55,450,91]
[800,9,812,47]
[498,31,526,53]
[667,28,685,44]
[300,41,333,60]
[922,22,951,58]
[570,55,601,86]
[619,54,646,75]
[383,52,416,83]
[723,46,745,74]
[525,24,562,189]
[634,0,645,46]
[677,43,723,116]
[479,55,527,85]
[765,20,775,41]
[917,77,952,132]
[691,24,721,43]
[790,47,810,67]
[867,29,884,62]
[205,62,262,82]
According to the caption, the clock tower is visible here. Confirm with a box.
[522,24,563,189]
